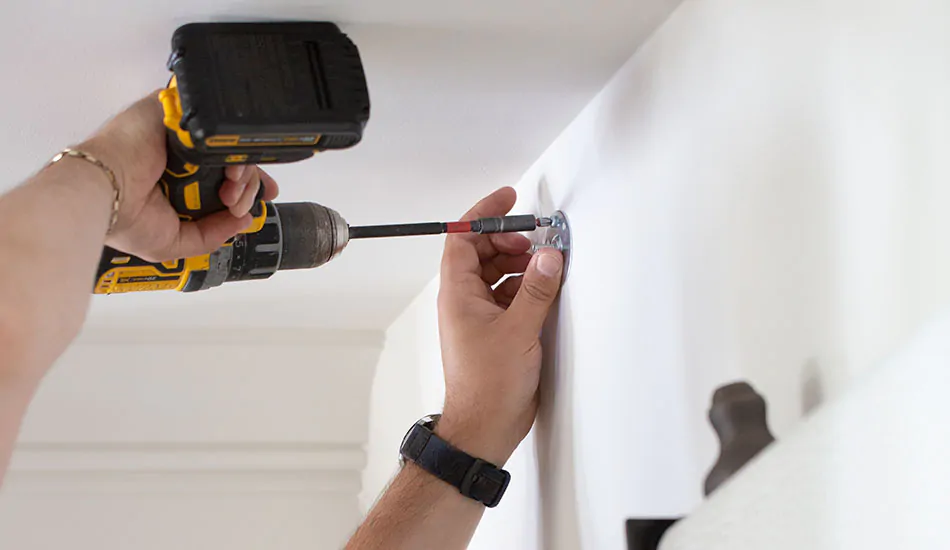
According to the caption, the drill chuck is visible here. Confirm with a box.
[275,203,350,270]
[214,202,349,289]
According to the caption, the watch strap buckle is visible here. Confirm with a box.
[459,458,486,497]
[460,458,510,508]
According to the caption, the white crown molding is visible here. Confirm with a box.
[74,327,385,348]
[2,471,362,495]
[10,442,366,474]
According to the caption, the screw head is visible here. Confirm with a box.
[529,210,570,281]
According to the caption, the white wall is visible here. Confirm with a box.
[360,279,442,511]
[2,328,382,549]
[363,0,950,548]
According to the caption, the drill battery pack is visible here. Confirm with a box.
[165,22,370,166]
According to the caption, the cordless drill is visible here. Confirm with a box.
[95,22,553,294]
[94,22,369,294]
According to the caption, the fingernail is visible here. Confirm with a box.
[231,165,247,182]
[535,251,562,278]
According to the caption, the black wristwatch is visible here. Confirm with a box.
[399,414,511,508]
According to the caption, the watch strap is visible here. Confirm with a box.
[401,423,510,508]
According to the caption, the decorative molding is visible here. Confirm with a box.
[74,327,385,349]
[2,471,362,495]
[10,442,366,473]
[5,443,366,495]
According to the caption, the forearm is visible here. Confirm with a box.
[348,414,514,550]
[0,149,113,480]
[348,463,484,550]
[0,153,112,363]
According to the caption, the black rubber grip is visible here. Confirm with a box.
[163,136,264,220]
[163,139,225,219]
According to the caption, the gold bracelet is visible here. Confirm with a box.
[48,148,122,233]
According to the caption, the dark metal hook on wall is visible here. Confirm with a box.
[703,381,776,496]
[625,381,776,550]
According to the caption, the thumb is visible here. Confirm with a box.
[505,248,563,336]
[172,211,253,259]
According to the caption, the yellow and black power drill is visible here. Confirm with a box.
[94,22,370,294]
[95,21,554,294]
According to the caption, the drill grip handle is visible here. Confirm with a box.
[163,142,224,220]
[163,139,264,221]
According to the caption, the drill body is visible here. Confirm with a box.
[94,22,369,294]
[96,202,349,294]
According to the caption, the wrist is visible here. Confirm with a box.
[434,413,517,467]
[43,149,112,200]
[69,138,127,235]
[77,137,127,198]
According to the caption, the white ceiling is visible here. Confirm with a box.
[3,0,680,330]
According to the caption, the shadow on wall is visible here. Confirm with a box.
[800,358,825,416]
[535,285,583,550]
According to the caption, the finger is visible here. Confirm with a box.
[482,253,532,285]
[492,275,523,309]
[128,90,165,126]
[467,190,521,261]
[259,168,280,202]
[230,168,262,217]
[449,187,518,261]
[490,232,532,256]
[460,187,518,223]
[504,249,564,337]
[478,233,533,284]
[173,211,253,258]
[220,165,248,207]
[442,188,518,281]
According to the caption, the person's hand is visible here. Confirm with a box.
[435,187,564,465]
[80,92,279,261]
